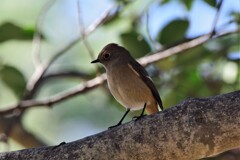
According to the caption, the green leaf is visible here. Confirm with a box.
[204,0,217,8]
[0,22,37,43]
[160,0,170,5]
[0,65,26,99]
[230,12,240,25]
[182,0,194,10]
[120,30,151,57]
[157,19,189,46]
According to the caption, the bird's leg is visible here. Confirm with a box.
[108,109,130,129]
[133,102,147,121]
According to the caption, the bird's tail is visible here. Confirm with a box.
[146,103,159,114]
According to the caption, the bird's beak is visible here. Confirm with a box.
[91,59,100,63]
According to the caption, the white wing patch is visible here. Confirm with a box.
[127,63,140,77]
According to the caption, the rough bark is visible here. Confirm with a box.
[0,91,239,160]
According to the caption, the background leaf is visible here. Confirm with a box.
[120,30,151,57]
[204,0,217,8]
[0,22,39,43]
[0,65,26,99]
[157,19,189,46]
[182,0,194,10]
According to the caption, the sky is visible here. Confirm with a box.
[80,0,239,35]
[49,0,239,44]
[147,0,239,38]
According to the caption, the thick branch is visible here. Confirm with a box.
[1,91,239,160]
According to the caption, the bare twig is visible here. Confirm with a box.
[31,0,57,67]
[0,6,117,149]
[31,33,42,67]
[0,29,238,116]
[23,70,92,101]
[24,5,116,99]
[139,29,239,66]
[76,0,95,60]
[0,0,56,147]
[43,70,92,80]
[0,74,107,116]
[210,0,224,38]
[76,0,99,73]
[47,4,115,68]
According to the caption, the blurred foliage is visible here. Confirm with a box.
[120,29,151,57]
[0,0,239,159]
[0,22,37,43]
[182,0,194,10]
[0,65,26,99]
[157,19,189,46]
[204,0,217,8]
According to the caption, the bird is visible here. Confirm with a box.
[91,43,163,128]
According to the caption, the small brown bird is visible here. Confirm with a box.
[91,43,163,128]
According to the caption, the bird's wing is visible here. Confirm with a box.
[129,60,163,110]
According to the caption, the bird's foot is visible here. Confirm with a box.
[108,122,122,129]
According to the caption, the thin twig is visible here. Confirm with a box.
[24,5,116,98]
[0,29,238,116]
[31,0,57,67]
[41,70,92,88]
[47,4,115,67]
[76,0,100,74]
[76,0,94,60]
[0,12,59,147]
[31,33,42,67]
[210,0,224,38]
[22,70,92,100]
[0,74,107,116]
[139,30,239,66]
[43,71,92,80]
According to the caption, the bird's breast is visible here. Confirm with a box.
[106,65,154,110]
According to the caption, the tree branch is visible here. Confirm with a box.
[42,70,92,80]
[1,91,239,159]
[0,74,107,116]
[0,3,118,149]
[210,0,224,38]
[138,29,239,66]
[76,0,100,74]
[31,0,57,68]
[24,4,116,99]
[0,29,239,116]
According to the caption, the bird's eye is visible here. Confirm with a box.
[104,53,110,60]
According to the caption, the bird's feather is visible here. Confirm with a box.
[129,60,163,110]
